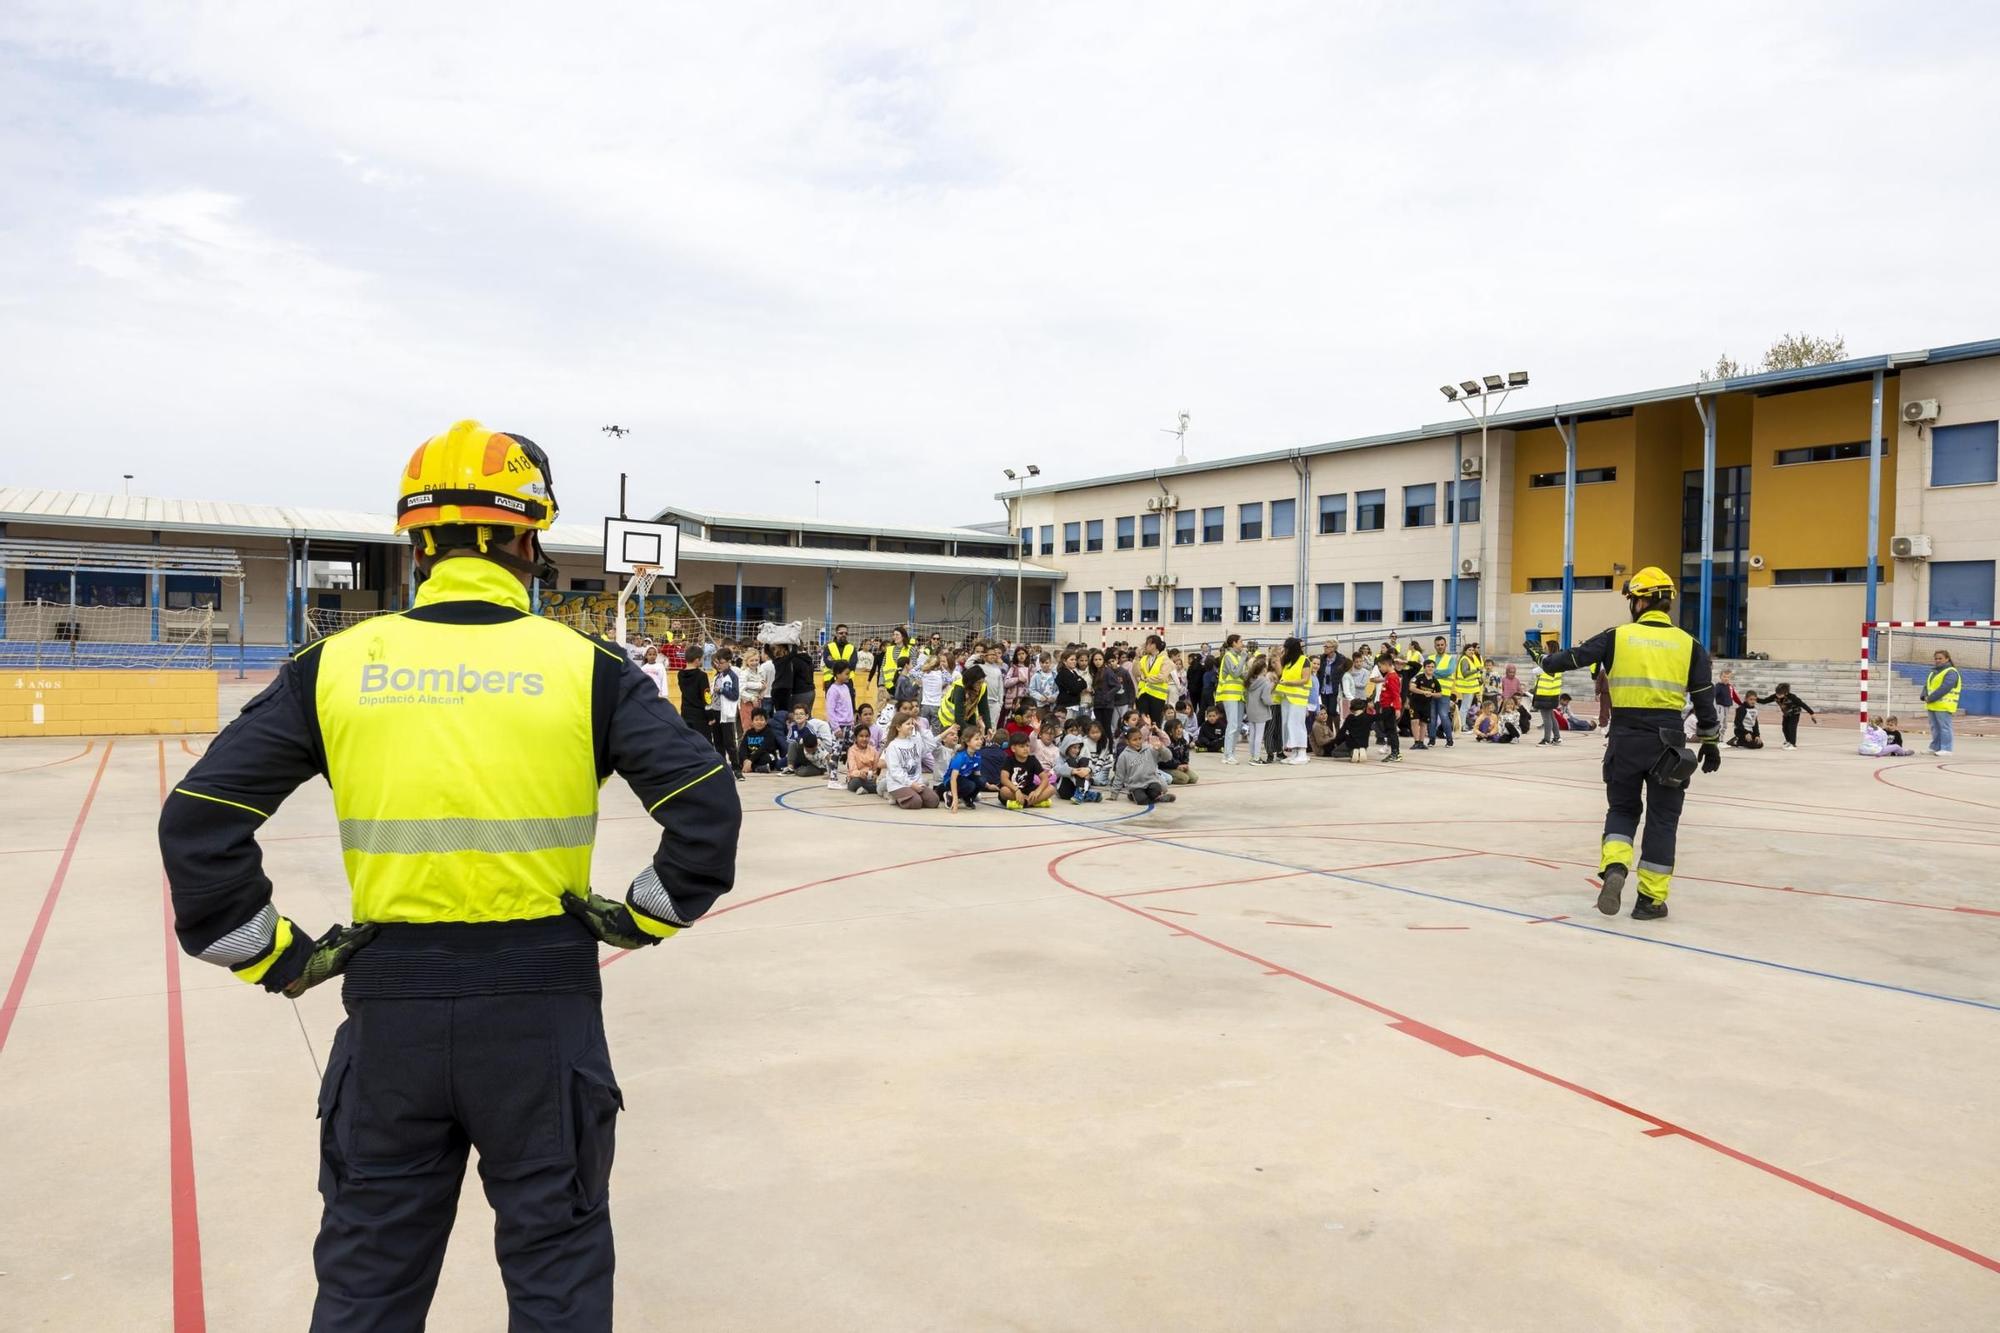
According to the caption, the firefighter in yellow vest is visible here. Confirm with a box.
[1135,633,1173,725]
[1537,567,1718,920]
[1212,633,1249,764]
[822,622,857,689]
[159,421,742,1329]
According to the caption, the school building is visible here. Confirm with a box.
[1004,338,2000,662]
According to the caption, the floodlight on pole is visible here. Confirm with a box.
[1507,371,1530,387]
[1439,385,1460,401]
[1459,380,1482,397]
[1436,367,1531,648]
[1004,464,1039,643]
[1027,464,1040,477]
[1482,374,1505,392]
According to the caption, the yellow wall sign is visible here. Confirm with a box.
[2,671,219,737]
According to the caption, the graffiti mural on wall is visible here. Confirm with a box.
[535,586,714,643]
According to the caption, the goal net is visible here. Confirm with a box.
[0,601,219,668]
[1861,619,1998,725]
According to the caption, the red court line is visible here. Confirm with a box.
[1527,914,1571,925]
[157,742,207,1330]
[1042,845,2000,1277]
[1265,920,1331,929]
[1873,762,2000,814]
[1109,870,1309,900]
[0,740,94,775]
[1406,925,1469,931]
[0,739,115,1059]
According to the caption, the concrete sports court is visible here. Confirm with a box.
[2,708,1995,1330]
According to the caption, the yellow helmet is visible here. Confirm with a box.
[396,420,558,534]
[1623,566,1676,601]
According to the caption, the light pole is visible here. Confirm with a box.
[1439,370,1528,645]
[1003,464,1041,642]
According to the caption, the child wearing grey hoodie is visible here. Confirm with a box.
[1113,729,1175,804]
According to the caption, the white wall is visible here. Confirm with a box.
[1891,361,2000,622]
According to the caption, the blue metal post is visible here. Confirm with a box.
[1696,396,1716,651]
[1448,433,1462,651]
[150,532,162,643]
[69,572,78,664]
[824,566,834,635]
[985,579,996,635]
[283,538,295,651]
[907,571,917,625]
[733,562,744,623]
[1864,369,1883,625]
[236,578,246,678]
[1559,416,1576,645]
[300,536,312,648]
[0,520,8,639]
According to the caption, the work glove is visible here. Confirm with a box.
[1699,742,1722,775]
[239,919,377,997]
[563,891,666,950]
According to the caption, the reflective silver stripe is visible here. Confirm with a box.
[199,903,276,967]
[1637,860,1674,875]
[1606,676,1687,695]
[339,814,597,855]
[627,863,690,928]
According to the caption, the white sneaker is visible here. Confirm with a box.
[1223,755,1238,765]
[1782,742,1795,749]
[1286,754,1310,765]
[1939,749,1954,757]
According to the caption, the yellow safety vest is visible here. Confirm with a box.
[1274,656,1311,706]
[1534,669,1563,700]
[1606,611,1694,711]
[1925,666,1962,714]
[1213,649,1247,702]
[1136,651,1171,701]
[1453,653,1484,697]
[823,640,856,680]
[939,679,984,728]
[880,643,910,688]
[309,558,602,925]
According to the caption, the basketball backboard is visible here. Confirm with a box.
[603,517,680,577]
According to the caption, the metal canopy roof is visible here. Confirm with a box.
[0,536,245,577]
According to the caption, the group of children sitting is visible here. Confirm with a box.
[736,696,1200,811]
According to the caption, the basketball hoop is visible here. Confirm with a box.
[615,564,661,645]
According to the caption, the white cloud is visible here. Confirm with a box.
[1,1,1997,526]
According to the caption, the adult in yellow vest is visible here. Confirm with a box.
[1454,643,1486,728]
[937,663,987,731]
[159,421,742,1328]
[1274,636,1314,764]
[822,623,856,692]
[1425,635,1457,746]
[1213,633,1250,765]
[1135,633,1173,725]
[1538,567,1718,921]
[1532,663,1564,746]
[1922,650,1962,756]
[878,626,914,695]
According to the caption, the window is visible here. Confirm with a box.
[1928,560,1995,619]
[1086,519,1104,553]
[1316,583,1344,623]
[1773,442,1878,467]
[1139,588,1159,621]
[1403,483,1437,528]
[1020,527,1033,555]
[1202,507,1224,542]
[1115,589,1134,622]
[1452,578,1479,622]
[1239,502,1264,541]
[1355,490,1386,532]
[723,585,786,621]
[1175,510,1196,545]
[165,575,222,609]
[1268,585,1294,623]
[1039,524,1054,556]
[1529,467,1618,487]
[1084,591,1103,623]
[1116,516,1136,550]
[1174,587,1194,623]
[1446,479,1480,524]
[1271,498,1296,539]
[1062,591,1079,623]
[1064,522,1081,554]
[1528,576,1614,592]
[1353,581,1383,623]
[1681,465,1750,554]
[1932,420,1998,487]
[1318,493,1346,534]
[1141,513,1161,548]
[1773,567,1870,585]
[1200,587,1223,623]
[26,570,142,606]
[572,578,608,592]
[1401,579,1433,623]
[1237,587,1261,623]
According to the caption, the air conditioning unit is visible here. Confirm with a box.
[1748,554,1766,570]
[1459,556,1481,577]
[1144,572,1181,588]
[1160,493,1180,510]
[1903,399,1940,425]
[1891,534,1933,560]
[1145,496,1163,512]
[1459,457,1482,479]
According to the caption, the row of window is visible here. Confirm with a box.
[1060,579,1481,627]
[1762,420,1995,486]
[1021,482,1483,557]
[20,571,224,609]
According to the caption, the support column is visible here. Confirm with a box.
[985,579,996,636]
[0,520,7,640]
[150,532,162,644]
[907,571,917,625]
[1558,416,1577,644]
[283,538,295,652]
[1448,433,1462,651]
[69,572,78,664]
[1865,368,1884,625]
[1695,395,1716,651]
[824,566,834,635]
[734,563,744,623]
[236,578,247,678]
[300,536,312,648]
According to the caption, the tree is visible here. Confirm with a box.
[1699,332,1847,382]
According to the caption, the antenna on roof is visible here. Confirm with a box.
[1161,411,1190,465]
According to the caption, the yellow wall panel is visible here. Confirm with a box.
[1748,380,1899,580]
[1510,419,1638,591]
[0,670,218,738]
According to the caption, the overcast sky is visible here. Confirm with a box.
[4,2,1997,533]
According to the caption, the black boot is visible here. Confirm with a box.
[1631,893,1669,921]
[1595,864,1626,916]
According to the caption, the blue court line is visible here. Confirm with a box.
[1022,813,2000,1015]
[773,784,1156,829]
